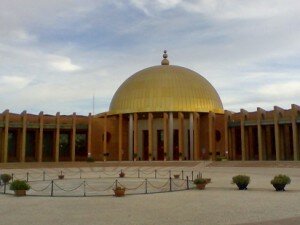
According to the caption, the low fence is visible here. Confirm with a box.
[4,168,200,182]
[0,169,202,197]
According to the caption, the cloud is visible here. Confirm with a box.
[48,55,81,72]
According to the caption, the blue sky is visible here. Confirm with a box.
[0,0,300,115]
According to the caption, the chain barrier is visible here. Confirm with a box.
[117,180,145,191]
[1,169,200,197]
[147,180,170,189]
[30,182,52,192]
[171,180,186,188]
[53,181,84,192]
[85,180,116,192]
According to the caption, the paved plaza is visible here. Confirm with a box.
[1,162,300,225]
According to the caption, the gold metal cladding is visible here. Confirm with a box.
[109,65,224,115]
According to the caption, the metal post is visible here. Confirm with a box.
[155,170,157,179]
[4,183,6,194]
[169,177,172,192]
[145,179,148,194]
[186,176,189,190]
[192,171,194,181]
[83,180,86,197]
[11,173,14,182]
[51,180,54,197]
[181,170,184,180]
[43,171,45,181]
[26,172,29,182]
[115,179,118,189]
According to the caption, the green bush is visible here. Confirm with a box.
[9,180,30,191]
[193,178,206,185]
[232,175,250,190]
[271,174,291,186]
[1,174,12,183]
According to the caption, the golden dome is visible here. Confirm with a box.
[109,53,223,115]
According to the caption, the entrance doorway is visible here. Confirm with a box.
[173,130,179,160]
[143,130,149,160]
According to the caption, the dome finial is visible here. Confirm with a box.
[161,50,169,65]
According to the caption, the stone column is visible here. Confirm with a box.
[189,112,194,160]
[37,111,44,162]
[103,114,107,161]
[292,104,300,161]
[224,111,231,159]
[133,113,138,160]
[257,107,266,161]
[71,113,76,162]
[273,106,283,161]
[20,111,27,162]
[55,112,60,162]
[118,114,123,161]
[168,112,174,160]
[240,109,248,161]
[87,113,92,157]
[148,112,153,161]
[128,114,133,161]
[193,112,200,160]
[2,110,9,163]
[178,112,184,160]
[163,113,168,160]
[208,111,215,160]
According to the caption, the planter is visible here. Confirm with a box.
[58,175,64,179]
[14,190,26,196]
[114,188,125,197]
[196,183,206,190]
[173,174,180,179]
[119,173,125,178]
[236,183,248,190]
[272,183,286,191]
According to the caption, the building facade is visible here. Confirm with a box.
[0,52,299,163]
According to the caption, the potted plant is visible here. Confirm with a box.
[271,174,291,191]
[58,171,64,179]
[173,174,180,179]
[0,174,12,184]
[10,180,30,196]
[232,175,250,190]
[193,178,207,190]
[119,170,125,178]
[113,186,125,197]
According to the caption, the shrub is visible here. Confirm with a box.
[10,180,30,191]
[232,175,250,190]
[1,174,12,184]
[271,174,291,191]
[193,178,206,185]
[271,174,291,185]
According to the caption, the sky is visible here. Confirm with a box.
[0,0,300,115]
